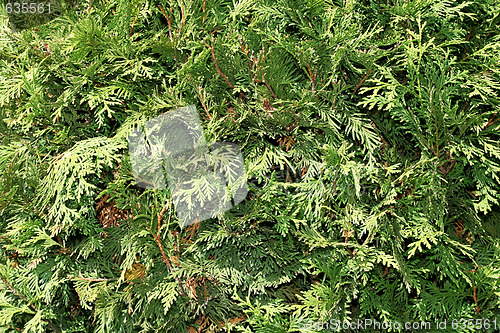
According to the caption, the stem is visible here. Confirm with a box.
[353,68,371,94]
[254,78,277,98]
[202,0,206,22]
[210,35,235,89]
[70,276,119,282]
[483,111,498,130]
[154,203,188,297]
[178,0,185,38]
[197,86,212,120]
[158,5,173,43]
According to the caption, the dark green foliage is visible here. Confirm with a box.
[0,0,499,332]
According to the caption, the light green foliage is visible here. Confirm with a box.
[0,0,499,332]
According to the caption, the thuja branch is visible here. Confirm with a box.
[0,276,61,333]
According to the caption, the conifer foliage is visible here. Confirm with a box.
[0,0,499,332]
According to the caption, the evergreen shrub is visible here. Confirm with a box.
[0,0,499,332]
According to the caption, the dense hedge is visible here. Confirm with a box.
[0,0,499,332]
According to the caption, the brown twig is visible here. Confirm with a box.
[254,78,277,98]
[286,117,300,131]
[70,276,119,282]
[443,159,456,178]
[263,81,277,98]
[186,219,200,240]
[242,44,275,98]
[382,266,390,278]
[154,204,188,297]
[473,285,480,313]
[1,325,22,332]
[210,35,235,89]
[239,37,249,55]
[178,0,185,38]
[461,29,472,61]
[306,62,317,92]
[127,170,156,188]
[202,0,206,22]
[353,68,372,94]
[157,204,168,234]
[197,86,212,120]
[460,100,470,113]
[158,4,173,43]
[129,16,138,37]
[483,111,498,130]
